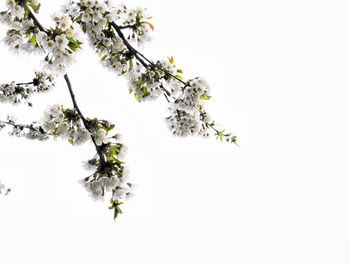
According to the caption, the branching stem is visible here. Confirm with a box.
[64,74,106,165]
[110,22,187,86]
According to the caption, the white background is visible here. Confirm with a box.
[1,0,350,262]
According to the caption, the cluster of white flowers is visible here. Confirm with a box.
[0,81,25,104]
[127,64,162,101]
[175,78,210,110]
[78,119,131,216]
[10,122,48,140]
[80,127,131,218]
[41,104,91,145]
[1,1,82,73]
[0,71,55,106]
[6,115,48,140]
[33,71,56,91]
[69,0,129,75]
[61,0,153,76]
[81,170,131,201]
[167,78,212,137]
[127,58,183,101]
[0,0,42,54]
[109,4,153,45]
[36,12,83,73]
[166,107,201,136]
[94,128,108,145]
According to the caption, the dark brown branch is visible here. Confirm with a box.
[63,74,106,165]
[118,24,136,30]
[16,81,34,86]
[28,10,49,35]
[110,22,187,85]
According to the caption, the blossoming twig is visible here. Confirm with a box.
[63,74,106,166]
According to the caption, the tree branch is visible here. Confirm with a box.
[110,22,187,86]
[15,81,34,86]
[28,10,49,35]
[63,74,106,165]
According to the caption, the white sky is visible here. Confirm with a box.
[1,0,350,262]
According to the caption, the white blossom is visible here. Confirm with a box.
[82,159,97,171]
[55,34,69,51]
[74,128,91,145]
[95,128,108,146]
[56,122,70,136]
[166,106,201,137]
[90,180,104,200]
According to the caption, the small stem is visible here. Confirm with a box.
[16,82,34,86]
[0,120,12,126]
[0,120,37,130]
[118,25,135,30]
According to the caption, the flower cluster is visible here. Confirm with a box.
[108,4,153,45]
[1,1,83,73]
[166,107,202,137]
[127,58,183,101]
[166,78,211,136]
[0,71,55,106]
[67,0,130,75]
[0,0,42,54]
[33,71,56,91]
[61,1,153,77]
[79,118,131,219]
[2,115,49,141]
[35,103,133,217]
[41,104,91,145]
[36,12,83,73]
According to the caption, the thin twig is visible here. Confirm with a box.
[16,81,34,86]
[28,10,49,35]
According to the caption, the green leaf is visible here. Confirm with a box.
[82,24,87,33]
[128,59,133,70]
[74,15,82,23]
[27,2,41,13]
[200,95,210,101]
[176,74,183,80]
[68,42,78,52]
[135,81,142,89]
[134,94,141,102]
[230,136,238,144]
[30,35,36,46]
[23,4,30,18]
[100,54,108,61]
[66,36,78,45]
[141,86,150,96]
[218,130,225,142]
